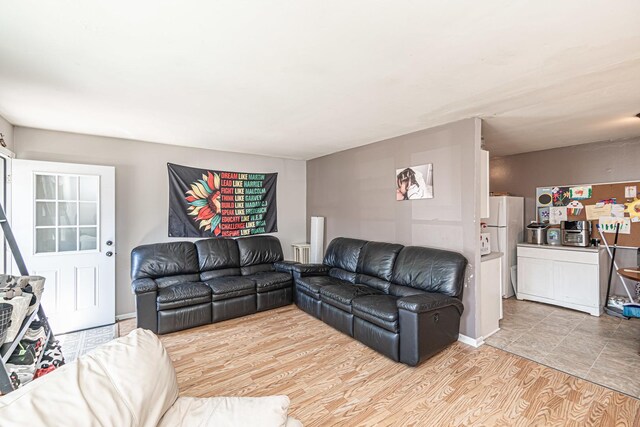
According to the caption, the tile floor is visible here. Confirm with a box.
[57,324,118,363]
[485,298,640,398]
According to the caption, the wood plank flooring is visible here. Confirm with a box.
[118,305,640,426]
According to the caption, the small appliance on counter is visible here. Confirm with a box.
[561,221,591,247]
[526,222,548,245]
[546,227,562,246]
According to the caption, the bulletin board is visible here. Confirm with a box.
[536,181,640,248]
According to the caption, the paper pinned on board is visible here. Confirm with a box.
[549,206,568,225]
[598,216,631,234]
[611,204,626,218]
[586,204,612,220]
[567,200,584,216]
[569,185,592,200]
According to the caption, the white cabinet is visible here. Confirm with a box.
[480,150,490,219]
[516,244,607,316]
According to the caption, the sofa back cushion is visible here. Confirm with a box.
[131,242,199,287]
[329,268,357,283]
[391,246,468,297]
[356,241,404,281]
[0,329,179,426]
[237,235,284,275]
[195,238,241,280]
[356,274,392,293]
[323,238,367,273]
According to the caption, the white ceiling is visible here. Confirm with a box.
[1,1,639,160]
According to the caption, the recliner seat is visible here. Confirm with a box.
[291,237,467,366]
[131,235,298,334]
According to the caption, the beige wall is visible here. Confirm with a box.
[307,118,482,339]
[13,127,307,316]
[490,136,640,295]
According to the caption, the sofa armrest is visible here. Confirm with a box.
[397,293,464,316]
[132,278,158,294]
[291,263,330,277]
[273,260,301,273]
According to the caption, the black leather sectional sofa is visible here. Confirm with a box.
[130,234,467,366]
[292,238,468,366]
[131,236,297,334]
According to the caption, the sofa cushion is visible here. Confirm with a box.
[205,277,256,301]
[0,329,179,426]
[352,295,399,332]
[201,268,242,281]
[156,274,201,289]
[356,241,404,281]
[328,268,357,283]
[356,274,392,293]
[195,238,241,279]
[246,272,292,293]
[131,241,199,280]
[323,237,367,273]
[158,395,299,427]
[157,282,212,311]
[295,276,348,298]
[391,246,468,297]
[237,235,283,267]
[241,264,275,276]
[319,284,383,313]
[388,284,426,298]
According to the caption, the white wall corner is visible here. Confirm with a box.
[458,333,485,348]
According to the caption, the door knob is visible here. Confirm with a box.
[106,251,113,257]
[106,240,113,246]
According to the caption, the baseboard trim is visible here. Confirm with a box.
[458,333,485,348]
[115,312,136,321]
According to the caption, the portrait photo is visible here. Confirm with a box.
[396,164,433,201]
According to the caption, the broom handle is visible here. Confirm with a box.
[598,225,637,303]
[604,223,620,308]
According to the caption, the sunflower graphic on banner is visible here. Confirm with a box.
[167,163,278,238]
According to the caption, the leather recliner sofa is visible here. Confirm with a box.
[130,235,297,334]
[292,237,468,366]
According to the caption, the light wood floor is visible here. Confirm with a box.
[119,305,640,426]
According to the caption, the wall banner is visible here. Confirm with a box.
[168,163,277,238]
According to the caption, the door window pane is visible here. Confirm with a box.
[35,202,56,226]
[79,227,97,250]
[58,202,77,225]
[35,175,56,199]
[79,176,99,201]
[58,228,78,252]
[79,202,97,226]
[36,229,56,253]
[58,176,78,200]
[34,173,100,254]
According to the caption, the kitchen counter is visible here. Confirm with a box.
[517,243,607,316]
[517,243,602,253]
[481,252,504,262]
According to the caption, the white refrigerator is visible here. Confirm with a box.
[485,196,524,298]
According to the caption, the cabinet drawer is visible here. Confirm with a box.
[517,246,599,264]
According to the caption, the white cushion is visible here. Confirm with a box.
[0,328,179,426]
[159,395,294,427]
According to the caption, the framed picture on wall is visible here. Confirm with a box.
[396,164,433,201]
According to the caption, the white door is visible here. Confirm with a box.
[11,160,115,333]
